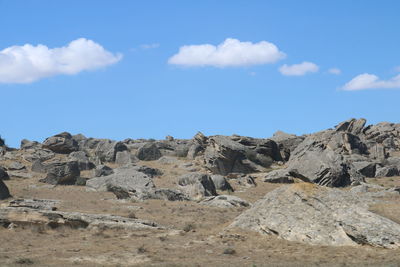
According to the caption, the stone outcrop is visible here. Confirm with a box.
[42,132,79,154]
[39,161,80,185]
[0,179,11,200]
[229,183,400,248]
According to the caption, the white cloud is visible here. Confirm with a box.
[328,68,341,75]
[342,73,400,91]
[168,38,285,67]
[279,61,319,76]
[140,43,160,49]
[0,38,122,84]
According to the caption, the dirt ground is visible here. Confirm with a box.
[1,160,400,266]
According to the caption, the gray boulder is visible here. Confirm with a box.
[94,140,128,163]
[200,195,250,208]
[136,143,162,161]
[210,175,233,191]
[22,148,55,162]
[40,161,80,185]
[20,139,40,150]
[375,166,399,177]
[0,179,11,200]
[115,150,137,165]
[229,183,400,248]
[270,131,305,161]
[94,165,114,177]
[0,167,9,180]
[133,188,189,201]
[86,165,155,199]
[42,132,79,154]
[177,173,217,200]
[68,151,95,170]
[264,169,311,183]
[351,161,376,178]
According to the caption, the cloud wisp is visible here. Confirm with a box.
[0,38,122,84]
[140,43,160,49]
[342,73,400,91]
[328,68,341,75]
[279,61,319,76]
[168,38,286,67]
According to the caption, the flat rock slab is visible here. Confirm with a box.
[0,200,164,231]
[228,183,400,248]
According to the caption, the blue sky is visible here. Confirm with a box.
[1,0,400,147]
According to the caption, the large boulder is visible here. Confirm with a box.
[86,165,155,199]
[270,131,305,161]
[286,138,354,187]
[0,167,9,180]
[177,173,217,200]
[68,151,95,170]
[136,143,162,161]
[40,161,80,185]
[0,179,11,200]
[203,135,282,176]
[94,165,114,177]
[200,195,250,208]
[210,175,234,191]
[42,132,79,154]
[94,140,128,163]
[229,183,400,248]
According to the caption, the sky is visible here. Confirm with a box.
[1,0,400,148]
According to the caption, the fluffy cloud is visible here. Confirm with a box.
[328,68,341,75]
[168,38,285,67]
[342,73,400,90]
[0,38,122,84]
[279,62,319,76]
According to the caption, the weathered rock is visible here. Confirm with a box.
[187,132,208,159]
[0,180,11,200]
[264,169,311,183]
[130,165,162,177]
[86,165,155,198]
[94,140,128,163]
[68,151,95,170]
[23,149,55,162]
[210,175,233,191]
[335,118,366,135]
[94,165,114,177]
[20,139,41,150]
[8,199,59,210]
[200,195,250,208]
[0,203,163,230]
[133,188,189,201]
[31,160,47,173]
[0,167,9,180]
[270,131,305,161]
[229,183,400,248]
[204,136,255,175]
[8,171,32,179]
[177,173,217,200]
[42,132,79,154]
[40,161,80,185]
[7,162,25,171]
[115,150,137,165]
[136,143,162,161]
[375,166,399,178]
[351,161,376,178]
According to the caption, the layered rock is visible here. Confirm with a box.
[229,183,400,248]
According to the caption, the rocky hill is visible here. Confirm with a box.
[0,119,400,266]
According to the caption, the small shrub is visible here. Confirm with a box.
[183,223,196,232]
[15,258,34,265]
[127,212,137,219]
[223,248,236,255]
[137,245,147,254]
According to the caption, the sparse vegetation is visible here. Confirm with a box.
[15,258,34,265]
